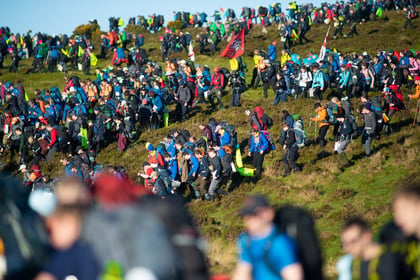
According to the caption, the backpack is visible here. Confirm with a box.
[292,128,306,148]
[138,196,210,280]
[260,130,276,152]
[326,105,336,124]
[71,76,81,88]
[261,114,273,130]
[0,175,48,280]
[349,65,361,86]
[270,205,324,280]
[254,106,267,130]
[158,169,173,193]
[221,123,238,149]
[410,7,418,18]
[388,85,406,110]
[347,114,360,138]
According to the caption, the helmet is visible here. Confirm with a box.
[214,67,219,72]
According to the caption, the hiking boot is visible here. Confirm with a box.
[205,193,214,201]
[217,189,229,196]
[282,165,290,177]
[194,191,201,200]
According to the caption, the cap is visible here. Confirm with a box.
[19,164,26,171]
[238,194,270,216]
[414,76,420,81]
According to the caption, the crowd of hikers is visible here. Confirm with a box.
[0,0,420,279]
[1,0,419,72]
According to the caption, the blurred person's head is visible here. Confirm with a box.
[340,217,372,258]
[55,176,91,207]
[393,183,420,237]
[238,194,274,236]
[46,205,83,250]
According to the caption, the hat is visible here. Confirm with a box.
[238,194,270,216]
[146,143,154,151]
[414,76,420,81]
[19,164,26,171]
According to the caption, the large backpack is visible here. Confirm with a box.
[260,130,276,152]
[326,105,336,125]
[0,175,48,280]
[388,85,406,110]
[254,106,267,130]
[271,205,323,280]
[220,122,238,149]
[347,114,360,138]
[349,65,361,86]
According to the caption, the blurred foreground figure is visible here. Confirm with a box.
[233,194,303,280]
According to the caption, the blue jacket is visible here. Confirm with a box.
[268,45,277,60]
[219,130,231,147]
[249,132,269,153]
[152,95,164,115]
[188,155,200,176]
[164,140,176,158]
[167,159,178,180]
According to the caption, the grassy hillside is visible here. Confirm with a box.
[1,10,420,278]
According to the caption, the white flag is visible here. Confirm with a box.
[188,41,195,62]
[318,25,331,63]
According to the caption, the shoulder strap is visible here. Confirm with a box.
[263,228,283,279]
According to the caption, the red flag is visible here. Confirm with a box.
[220,28,245,59]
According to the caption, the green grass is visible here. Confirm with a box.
[1,10,420,279]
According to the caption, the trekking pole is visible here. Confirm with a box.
[413,101,419,127]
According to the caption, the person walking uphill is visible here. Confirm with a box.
[311,103,329,149]
[279,122,301,177]
[248,128,269,180]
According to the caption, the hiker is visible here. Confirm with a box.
[392,183,420,279]
[360,105,376,157]
[335,116,353,168]
[311,63,324,100]
[262,60,276,99]
[233,194,303,280]
[193,148,210,201]
[339,217,401,280]
[295,65,312,99]
[311,103,329,149]
[408,76,420,126]
[34,205,99,280]
[279,122,301,177]
[402,6,416,30]
[248,128,269,179]
[273,72,288,105]
[206,148,223,201]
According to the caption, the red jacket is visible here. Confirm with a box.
[49,128,58,147]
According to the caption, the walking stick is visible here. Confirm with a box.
[413,101,419,127]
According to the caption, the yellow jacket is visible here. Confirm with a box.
[253,54,261,68]
[280,53,291,68]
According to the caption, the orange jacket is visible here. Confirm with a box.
[411,85,420,99]
[312,107,329,127]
